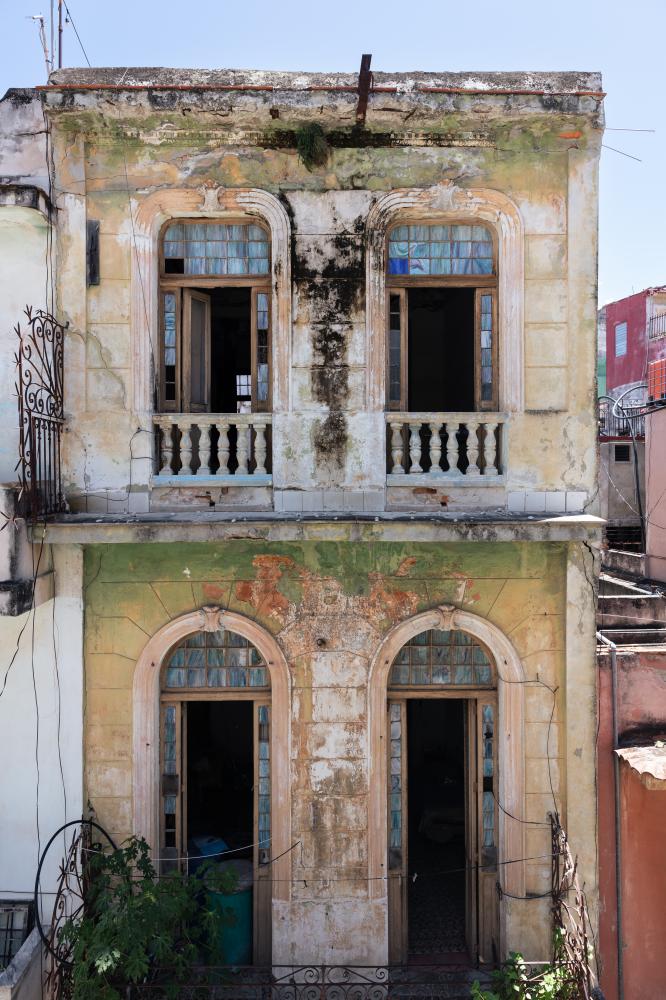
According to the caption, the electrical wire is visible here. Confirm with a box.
[62,1,91,67]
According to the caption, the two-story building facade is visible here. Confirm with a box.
[0,66,604,975]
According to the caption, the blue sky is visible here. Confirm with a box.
[2,0,664,306]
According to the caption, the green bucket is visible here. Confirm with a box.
[206,860,253,964]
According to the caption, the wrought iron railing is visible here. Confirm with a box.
[15,307,66,518]
[598,399,644,439]
[648,312,666,340]
[126,964,482,998]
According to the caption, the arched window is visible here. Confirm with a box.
[388,626,494,687]
[386,223,498,413]
[159,220,271,414]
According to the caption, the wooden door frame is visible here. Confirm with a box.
[387,690,498,965]
[368,606,526,964]
[133,607,292,968]
[159,690,271,963]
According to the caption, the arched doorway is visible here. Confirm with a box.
[132,607,291,965]
[367,607,526,967]
[387,625,498,964]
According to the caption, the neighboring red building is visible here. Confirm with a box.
[604,286,666,400]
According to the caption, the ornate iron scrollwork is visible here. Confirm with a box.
[35,819,117,1000]
[15,306,66,519]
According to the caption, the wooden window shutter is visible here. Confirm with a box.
[183,290,211,413]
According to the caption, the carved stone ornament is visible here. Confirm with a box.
[197,605,225,632]
[200,184,221,212]
[436,603,457,631]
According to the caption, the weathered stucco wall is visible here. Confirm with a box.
[0,207,49,484]
[30,73,602,513]
[0,546,83,919]
[83,538,584,961]
[599,439,644,526]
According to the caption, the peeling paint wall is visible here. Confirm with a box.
[1,72,603,512]
[82,539,582,961]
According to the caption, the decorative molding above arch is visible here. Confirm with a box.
[366,605,526,918]
[132,607,292,901]
[130,186,292,415]
[365,183,524,412]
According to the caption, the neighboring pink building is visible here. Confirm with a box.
[604,286,666,401]
[598,645,666,1000]
[645,404,666,581]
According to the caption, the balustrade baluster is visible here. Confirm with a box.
[445,422,461,476]
[483,422,499,475]
[158,423,173,476]
[465,420,480,475]
[408,423,423,474]
[236,423,249,475]
[197,422,212,476]
[254,422,267,475]
[428,421,443,475]
[390,422,405,474]
[217,421,230,474]
[178,423,192,475]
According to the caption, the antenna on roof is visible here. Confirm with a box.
[58,0,63,69]
[28,14,52,77]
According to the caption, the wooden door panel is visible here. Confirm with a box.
[464,699,478,962]
[387,699,408,963]
[183,289,211,412]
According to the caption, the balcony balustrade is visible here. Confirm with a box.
[385,413,506,481]
[154,414,272,482]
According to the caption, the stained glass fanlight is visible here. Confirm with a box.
[163,629,270,690]
[163,222,270,276]
[389,628,494,687]
[388,224,494,276]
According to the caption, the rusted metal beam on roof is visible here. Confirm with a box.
[356,54,372,124]
[418,85,606,97]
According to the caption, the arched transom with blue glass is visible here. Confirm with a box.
[389,628,495,687]
[162,221,270,276]
[163,628,270,690]
[388,224,495,277]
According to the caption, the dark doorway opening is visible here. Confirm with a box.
[209,287,252,414]
[407,288,475,412]
[187,701,254,864]
[407,699,466,960]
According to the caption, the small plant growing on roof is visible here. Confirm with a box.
[296,123,329,170]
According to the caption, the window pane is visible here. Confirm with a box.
[163,629,270,689]
[480,294,494,402]
[388,629,494,687]
[162,222,269,276]
[615,321,627,358]
[387,223,494,276]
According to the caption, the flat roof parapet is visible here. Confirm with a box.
[45,66,603,96]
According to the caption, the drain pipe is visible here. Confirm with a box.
[597,631,624,1000]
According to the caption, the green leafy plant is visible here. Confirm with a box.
[296,123,329,170]
[61,837,226,1000]
[471,934,578,1000]
[198,859,240,895]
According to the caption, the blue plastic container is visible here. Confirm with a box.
[206,860,253,964]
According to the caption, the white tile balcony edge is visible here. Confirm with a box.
[153,474,272,487]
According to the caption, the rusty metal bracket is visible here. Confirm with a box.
[355,54,372,125]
